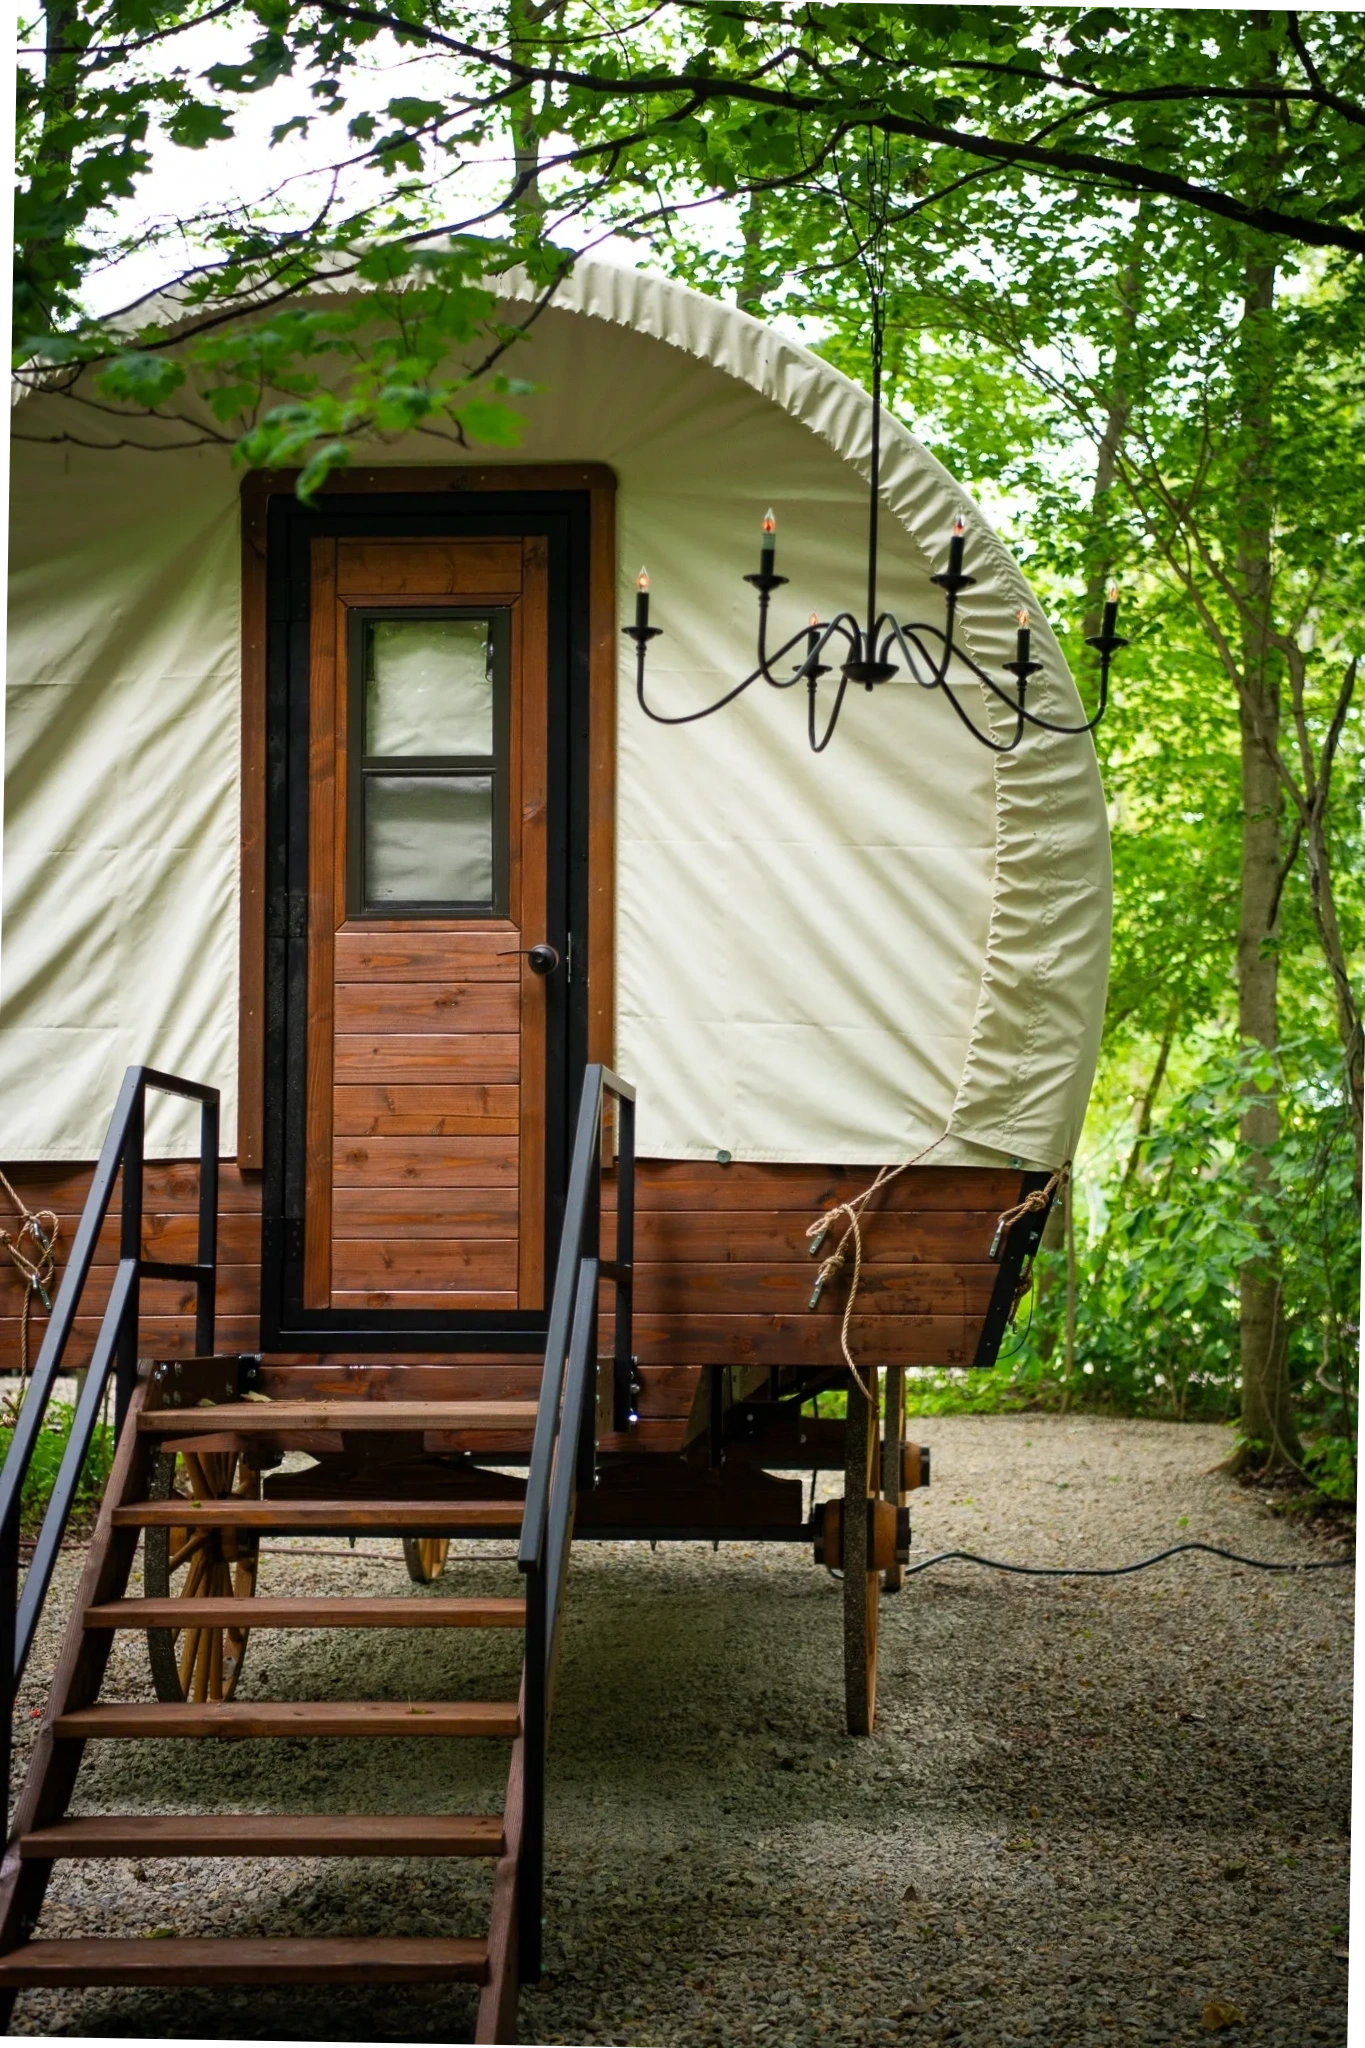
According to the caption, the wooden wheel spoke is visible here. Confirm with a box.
[403,1536,452,1584]
[146,1447,261,1705]
[168,1532,209,1573]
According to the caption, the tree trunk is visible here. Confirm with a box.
[736,191,768,316]
[506,0,553,228]
[1081,200,1151,638]
[1294,651,1364,1186]
[17,0,82,334]
[1233,242,1299,1468]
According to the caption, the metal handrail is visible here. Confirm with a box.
[517,1063,636,1981]
[0,1065,219,1816]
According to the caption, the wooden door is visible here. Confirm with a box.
[300,533,557,1323]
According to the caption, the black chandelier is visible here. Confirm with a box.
[623,147,1125,756]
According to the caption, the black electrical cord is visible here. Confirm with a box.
[902,1541,1354,1579]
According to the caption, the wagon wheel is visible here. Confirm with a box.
[402,1537,451,1584]
[144,1445,261,1702]
[843,1366,881,1737]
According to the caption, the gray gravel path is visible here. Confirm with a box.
[7,1415,1353,2046]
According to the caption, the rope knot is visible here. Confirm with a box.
[990,1161,1070,1259]
[0,1170,61,1379]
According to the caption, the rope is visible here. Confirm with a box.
[0,1169,59,1384]
[804,1136,948,1401]
[989,1161,1070,1258]
[805,1153,1071,1402]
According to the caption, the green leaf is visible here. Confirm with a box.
[96,353,187,407]
[165,101,235,150]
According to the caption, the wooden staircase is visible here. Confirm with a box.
[0,1059,635,2042]
[0,1373,536,2039]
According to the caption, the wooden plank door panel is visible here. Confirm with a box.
[303,535,551,1316]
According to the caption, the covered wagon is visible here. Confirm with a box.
[0,256,1110,2034]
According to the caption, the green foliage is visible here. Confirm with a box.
[906,1034,1360,1498]
[16,5,1365,483]
[0,1397,116,1539]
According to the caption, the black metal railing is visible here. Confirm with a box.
[0,1065,219,1815]
[517,1063,636,1980]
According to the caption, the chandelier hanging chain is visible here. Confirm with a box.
[624,127,1125,754]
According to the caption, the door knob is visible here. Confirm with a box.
[527,944,560,976]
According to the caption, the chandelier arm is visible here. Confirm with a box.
[809,672,852,754]
[887,618,1115,735]
[881,617,1023,712]
[633,648,769,727]
[759,618,843,689]
[876,619,953,690]
[881,616,1058,721]
[1007,659,1111,735]
[931,673,1029,755]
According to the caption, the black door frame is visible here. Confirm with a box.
[259,489,593,1352]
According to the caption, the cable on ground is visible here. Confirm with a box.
[902,1540,1354,1579]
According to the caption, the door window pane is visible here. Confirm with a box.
[365,776,494,906]
[365,619,494,756]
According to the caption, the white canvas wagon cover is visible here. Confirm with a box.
[3,258,1110,1169]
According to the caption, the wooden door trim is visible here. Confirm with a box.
[238,464,617,1171]
[302,537,339,1304]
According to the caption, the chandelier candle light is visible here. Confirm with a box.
[623,138,1125,756]
[625,496,1126,756]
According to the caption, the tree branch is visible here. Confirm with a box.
[302,2,1365,255]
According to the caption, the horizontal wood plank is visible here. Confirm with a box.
[0,1314,263,1371]
[140,1400,539,1434]
[625,1162,1024,1211]
[113,1501,525,1531]
[332,1189,519,1235]
[256,1364,542,1398]
[86,1596,526,1630]
[334,1085,518,1137]
[0,1212,261,1284]
[334,930,521,980]
[0,1936,489,1987]
[333,1136,518,1189]
[0,1264,262,1324]
[337,536,522,596]
[333,1035,520,1081]
[335,982,520,1035]
[628,1312,976,1368]
[0,1162,262,1215]
[56,1700,519,1739]
[634,1263,995,1318]
[633,1208,1003,1265]
[330,1239,518,1292]
[21,1814,505,1859]
[331,1289,520,1311]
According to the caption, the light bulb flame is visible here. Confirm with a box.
[953,515,965,536]
[1107,583,1119,603]
[762,508,776,534]
[1017,607,1030,628]
[636,567,650,592]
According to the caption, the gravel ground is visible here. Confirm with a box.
[6,1414,1354,2046]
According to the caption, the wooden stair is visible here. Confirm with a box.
[0,1368,531,2041]
[21,1814,505,1857]
[0,1938,492,1986]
